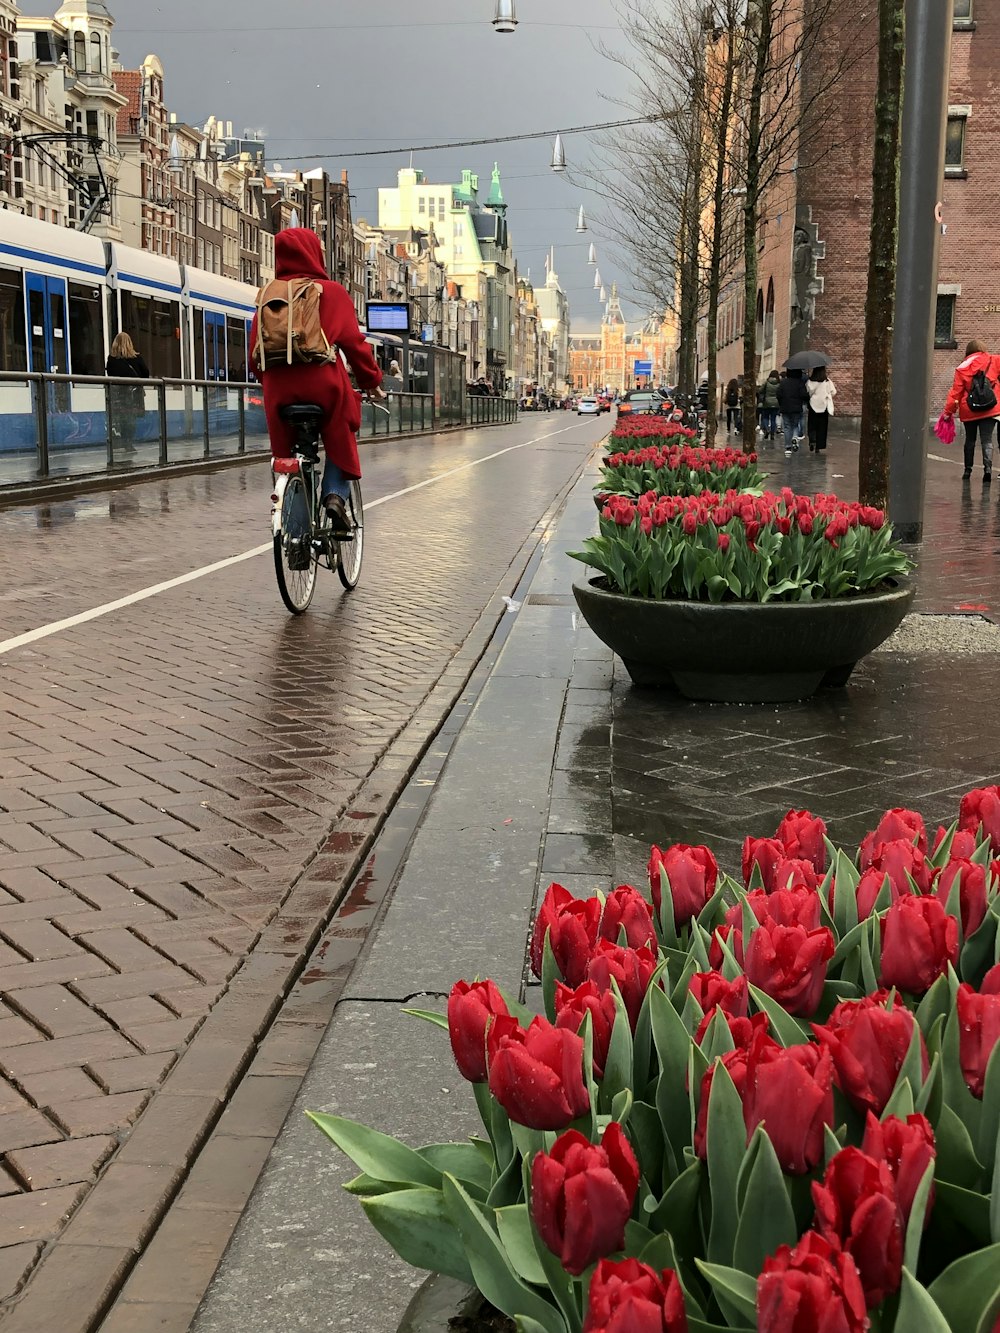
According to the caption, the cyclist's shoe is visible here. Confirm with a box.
[324,493,352,538]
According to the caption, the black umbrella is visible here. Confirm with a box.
[784,350,829,371]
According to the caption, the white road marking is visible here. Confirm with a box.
[0,422,587,657]
[927,452,962,467]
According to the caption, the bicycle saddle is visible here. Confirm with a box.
[280,404,325,424]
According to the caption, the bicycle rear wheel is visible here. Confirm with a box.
[336,479,364,590]
[274,476,317,614]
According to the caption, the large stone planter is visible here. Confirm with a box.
[397,1275,512,1333]
[572,577,914,703]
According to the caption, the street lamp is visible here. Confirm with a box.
[493,0,517,34]
[576,206,588,233]
[550,133,566,173]
[594,268,602,289]
[588,242,597,265]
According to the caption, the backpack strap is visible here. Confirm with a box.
[287,281,295,365]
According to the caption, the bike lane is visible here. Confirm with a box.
[0,413,607,1331]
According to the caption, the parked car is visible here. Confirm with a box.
[577,396,601,416]
[597,394,612,413]
[616,391,665,417]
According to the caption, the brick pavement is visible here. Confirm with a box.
[0,416,604,1329]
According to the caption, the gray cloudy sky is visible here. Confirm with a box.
[110,0,642,333]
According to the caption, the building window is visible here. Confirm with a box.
[73,31,85,71]
[90,32,102,73]
[945,114,967,172]
[418,196,425,214]
[953,0,973,21]
[935,293,956,348]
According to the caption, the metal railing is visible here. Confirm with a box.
[0,371,519,490]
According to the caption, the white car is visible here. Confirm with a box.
[577,396,600,415]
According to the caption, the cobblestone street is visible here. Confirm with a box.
[0,415,605,1330]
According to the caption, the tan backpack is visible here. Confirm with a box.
[253,277,334,371]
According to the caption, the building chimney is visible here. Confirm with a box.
[341,169,348,185]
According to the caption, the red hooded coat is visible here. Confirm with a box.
[944,349,1000,424]
[251,229,382,478]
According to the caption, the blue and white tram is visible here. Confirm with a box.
[0,210,259,453]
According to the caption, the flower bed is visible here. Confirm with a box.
[598,445,765,500]
[608,417,699,445]
[571,489,912,602]
[314,788,1000,1333]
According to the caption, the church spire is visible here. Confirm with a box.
[604,282,624,326]
[486,162,507,214]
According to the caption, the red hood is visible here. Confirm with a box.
[274,228,328,281]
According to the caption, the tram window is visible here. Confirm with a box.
[0,267,27,372]
[120,291,181,378]
[226,315,247,382]
[193,308,205,381]
[68,283,103,375]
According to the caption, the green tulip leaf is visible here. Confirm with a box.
[992,1145,1000,1245]
[883,1078,915,1121]
[307,1112,443,1188]
[541,931,559,1024]
[496,1206,547,1287]
[488,1150,527,1211]
[927,1242,1000,1333]
[860,914,880,997]
[963,914,1000,992]
[747,984,809,1046]
[830,918,867,971]
[935,1101,985,1190]
[930,821,960,869]
[629,1101,665,1192]
[599,990,635,1114]
[695,1260,758,1326]
[916,972,953,1040]
[401,1007,450,1030]
[935,1181,992,1245]
[903,1161,937,1274]
[942,1006,984,1140]
[651,985,698,1159]
[419,1143,493,1194]
[649,1158,702,1242]
[734,1129,797,1276]
[441,1175,568,1333]
[516,1320,555,1333]
[343,1171,407,1198]
[894,1268,952,1333]
[977,1041,1000,1173]
[640,1232,705,1317]
[705,1063,748,1265]
[360,1187,474,1285]
[688,1321,753,1333]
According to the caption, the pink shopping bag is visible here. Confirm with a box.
[934,413,956,445]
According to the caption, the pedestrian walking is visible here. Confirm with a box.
[105,332,149,454]
[806,367,836,452]
[776,368,809,458]
[724,377,740,433]
[758,370,780,444]
[942,339,1000,483]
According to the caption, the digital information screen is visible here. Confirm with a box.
[366,302,411,333]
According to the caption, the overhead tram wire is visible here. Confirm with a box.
[235,116,666,165]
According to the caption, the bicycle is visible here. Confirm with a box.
[271,402,373,614]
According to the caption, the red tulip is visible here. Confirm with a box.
[530,883,601,986]
[531,1123,639,1275]
[956,982,1000,1099]
[936,858,989,937]
[447,979,510,1082]
[744,917,834,1017]
[688,971,748,1022]
[867,838,933,895]
[760,885,823,931]
[757,1231,868,1333]
[932,824,978,862]
[770,856,821,892]
[600,885,655,951]
[695,1007,769,1050]
[743,1029,835,1174]
[555,980,618,1078]
[742,835,786,889]
[647,844,718,928]
[487,1015,590,1129]
[880,894,958,994]
[587,940,658,1029]
[813,1147,903,1307]
[813,992,927,1116]
[983,963,1000,995]
[583,1257,688,1333]
[959,785,1000,852]
[860,808,927,867]
[694,1044,754,1160]
[775,809,828,873]
[862,1111,935,1225]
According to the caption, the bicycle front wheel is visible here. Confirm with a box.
[274,476,317,614]
[336,479,364,590]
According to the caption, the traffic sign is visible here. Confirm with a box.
[634,359,653,376]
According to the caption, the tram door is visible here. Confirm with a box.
[203,311,226,382]
[25,273,70,411]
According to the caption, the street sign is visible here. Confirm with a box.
[634,359,653,376]
[420,323,434,344]
[366,302,410,333]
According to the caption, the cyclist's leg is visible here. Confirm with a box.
[321,456,351,501]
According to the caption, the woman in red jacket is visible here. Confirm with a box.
[251,228,384,532]
[942,339,1000,482]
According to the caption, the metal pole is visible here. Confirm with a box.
[888,0,952,541]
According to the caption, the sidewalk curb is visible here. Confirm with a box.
[0,445,599,1333]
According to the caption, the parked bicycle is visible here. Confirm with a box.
[271,402,377,614]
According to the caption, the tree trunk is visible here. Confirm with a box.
[677,160,702,399]
[741,0,772,452]
[706,25,737,449]
[858,0,904,507]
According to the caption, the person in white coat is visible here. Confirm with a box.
[806,368,836,452]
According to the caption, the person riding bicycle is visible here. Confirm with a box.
[250,228,384,536]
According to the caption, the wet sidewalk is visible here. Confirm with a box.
[187,439,1000,1333]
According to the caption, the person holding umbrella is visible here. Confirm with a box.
[777,352,816,457]
[942,339,1000,483]
[806,365,836,451]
